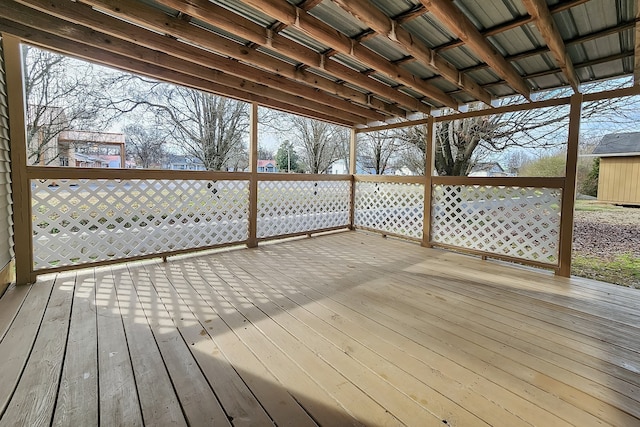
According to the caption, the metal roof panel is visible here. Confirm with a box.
[307,0,369,38]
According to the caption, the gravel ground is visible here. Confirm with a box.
[573,207,640,260]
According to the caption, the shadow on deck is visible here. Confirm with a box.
[0,230,639,426]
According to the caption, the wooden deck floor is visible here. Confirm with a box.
[0,231,639,426]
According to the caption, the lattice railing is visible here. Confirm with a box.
[31,178,249,270]
[354,180,424,240]
[257,179,351,238]
[430,184,562,265]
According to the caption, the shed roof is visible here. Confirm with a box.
[593,132,640,156]
[2,0,639,126]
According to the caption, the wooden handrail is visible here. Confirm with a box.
[27,166,251,180]
[431,176,565,188]
[354,175,425,184]
[27,166,351,182]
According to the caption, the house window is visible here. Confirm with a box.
[59,156,69,166]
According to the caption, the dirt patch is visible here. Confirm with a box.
[572,202,640,288]
[573,210,640,259]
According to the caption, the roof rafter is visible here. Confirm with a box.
[11,0,375,123]
[435,0,591,53]
[521,0,581,92]
[153,0,423,116]
[418,0,531,99]
[444,22,638,77]
[0,19,357,127]
[240,0,460,109]
[329,0,493,105]
[448,51,633,95]
[68,0,386,122]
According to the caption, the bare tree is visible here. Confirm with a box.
[23,45,122,165]
[123,123,166,168]
[290,117,346,173]
[139,85,249,171]
[398,81,640,176]
[359,130,404,174]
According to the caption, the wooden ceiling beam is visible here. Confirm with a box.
[393,5,427,25]
[447,51,633,95]
[521,0,581,92]
[0,19,357,127]
[45,0,385,122]
[449,21,638,77]
[152,0,421,116]
[419,0,531,99]
[330,0,493,106]
[436,0,591,53]
[10,0,374,124]
[240,0,459,109]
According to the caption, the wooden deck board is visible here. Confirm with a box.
[1,231,639,426]
[126,264,231,426]
[94,268,143,427]
[53,272,99,427]
[1,276,71,427]
[0,283,30,342]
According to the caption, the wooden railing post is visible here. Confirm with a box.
[247,102,258,248]
[421,116,435,248]
[349,128,357,230]
[557,92,583,277]
[3,34,33,285]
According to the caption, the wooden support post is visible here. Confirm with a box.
[348,127,357,230]
[3,34,33,285]
[557,92,583,277]
[120,141,126,169]
[247,102,259,248]
[421,116,435,248]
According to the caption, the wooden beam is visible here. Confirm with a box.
[247,103,258,248]
[11,1,375,124]
[1,34,33,285]
[330,0,493,106]
[348,128,357,230]
[436,0,591,53]
[448,21,638,77]
[394,5,427,25]
[451,51,634,95]
[49,0,384,123]
[421,116,435,248]
[240,0,460,109]
[0,19,357,127]
[152,0,416,117]
[521,0,580,92]
[357,96,570,133]
[419,0,531,99]
[635,0,640,85]
[557,93,583,277]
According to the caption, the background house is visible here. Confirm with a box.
[57,130,125,167]
[257,159,277,172]
[163,154,207,171]
[469,162,508,177]
[592,132,640,206]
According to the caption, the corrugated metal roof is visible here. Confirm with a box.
[3,0,638,125]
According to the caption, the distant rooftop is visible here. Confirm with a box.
[593,132,640,157]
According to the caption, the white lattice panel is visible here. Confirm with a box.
[354,181,424,239]
[257,180,350,238]
[431,185,561,264]
[32,179,249,270]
